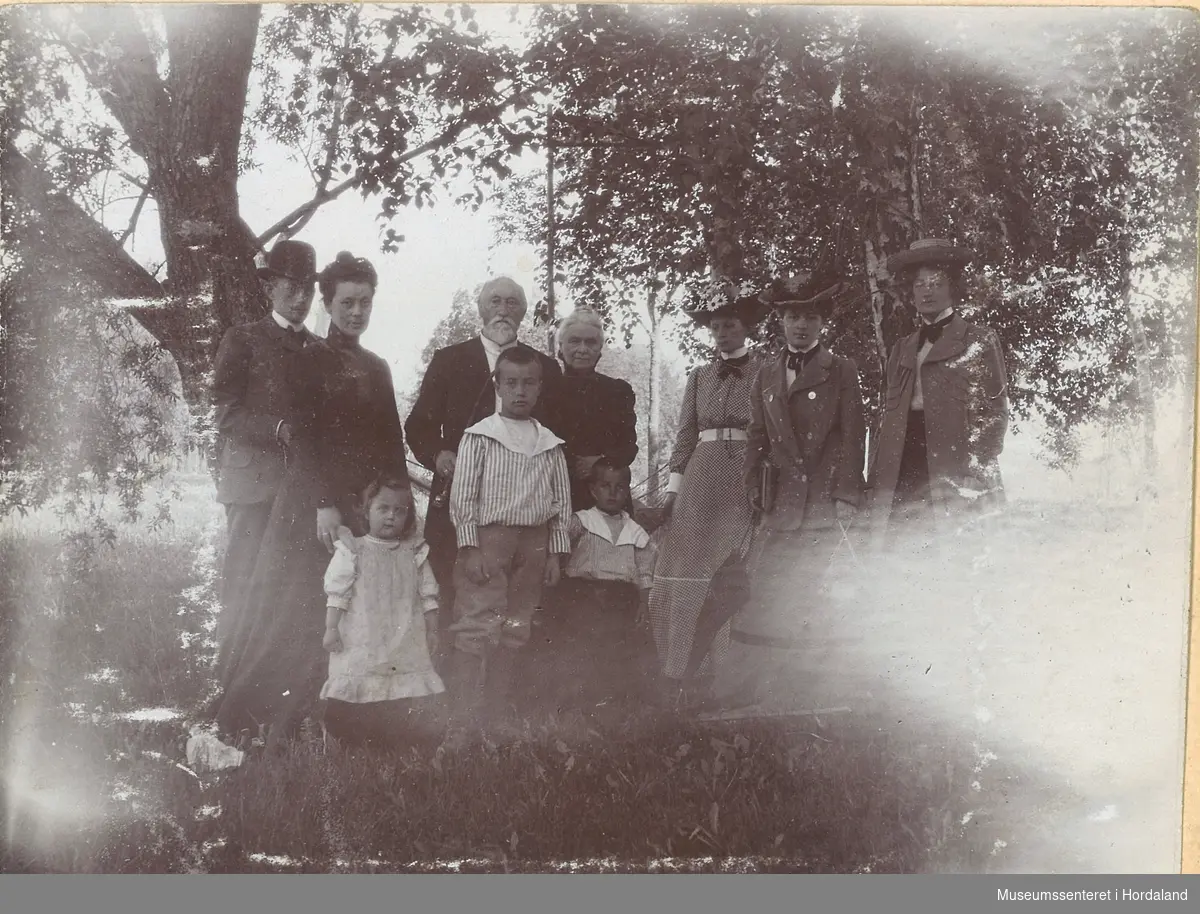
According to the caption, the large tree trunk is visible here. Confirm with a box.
[65,6,266,420]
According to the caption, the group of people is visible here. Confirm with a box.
[206,234,1009,752]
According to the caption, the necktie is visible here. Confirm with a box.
[919,313,955,347]
[717,354,750,380]
[786,346,818,372]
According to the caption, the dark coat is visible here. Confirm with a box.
[744,347,866,533]
[542,369,639,509]
[211,316,316,505]
[867,313,1009,540]
[405,336,563,473]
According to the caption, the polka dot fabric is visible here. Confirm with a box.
[649,355,763,680]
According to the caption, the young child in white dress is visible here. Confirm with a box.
[320,475,445,749]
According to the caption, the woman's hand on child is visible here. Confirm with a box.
[543,555,561,588]
[323,626,343,653]
[661,492,677,522]
[317,506,343,553]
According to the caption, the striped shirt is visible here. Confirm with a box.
[450,413,573,553]
[565,508,656,590]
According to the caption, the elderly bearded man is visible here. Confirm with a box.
[406,277,563,650]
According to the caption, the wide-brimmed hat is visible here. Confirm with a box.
[884,238,973,277]
[682,278,765,328]
[257,239,317,284]
[763,272,851,319]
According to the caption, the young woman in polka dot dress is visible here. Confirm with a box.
[648,284,765,707]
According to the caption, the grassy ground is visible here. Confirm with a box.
[1,475,1020,873]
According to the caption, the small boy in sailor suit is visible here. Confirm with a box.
[548,456,657,710]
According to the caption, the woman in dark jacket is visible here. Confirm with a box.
[216,252,411,750]
[542,308,639,511]
[867,238,1009,548]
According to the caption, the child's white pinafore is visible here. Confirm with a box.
[319,529,444,703]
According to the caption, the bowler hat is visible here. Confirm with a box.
[257,239,317,284]
[765,272,849,319]
[683,278,765,328]
[884,238,973,277]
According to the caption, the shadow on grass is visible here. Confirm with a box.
[4,699,1048,873]
[0,498,1077,874]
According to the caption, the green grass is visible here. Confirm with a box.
[1,476,1017,873]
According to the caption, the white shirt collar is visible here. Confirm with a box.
[479,333,517,357]
[272,310,305,332]
[719,345,749,360]
[921,307,955,326]
[787,341,820,355]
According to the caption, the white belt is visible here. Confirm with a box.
[699,428,748,442]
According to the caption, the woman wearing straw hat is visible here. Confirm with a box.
[866,238,1009,546]
[647,279,766,707]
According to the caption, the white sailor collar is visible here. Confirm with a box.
[576,507,651,548]
[464,412,564,457]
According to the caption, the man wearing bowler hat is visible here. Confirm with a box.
[210,239,318,676]
[709,272,867,714]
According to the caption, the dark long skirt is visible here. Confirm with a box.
[893,410,931,509]
[215,471,359,748]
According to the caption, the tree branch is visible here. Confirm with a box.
[256,83,545,247]
[19,122,149,190]
[52,7,170,164]
[116,184,150,247]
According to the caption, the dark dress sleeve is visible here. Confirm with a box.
[604,377,640,469]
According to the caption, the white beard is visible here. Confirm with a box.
[482,323,518,346]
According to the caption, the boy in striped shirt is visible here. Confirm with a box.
[447,347,572,727]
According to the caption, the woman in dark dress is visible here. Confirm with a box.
[216,252,411,749]
[543,308,639,511]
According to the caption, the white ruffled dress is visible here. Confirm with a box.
[319,527,445,703]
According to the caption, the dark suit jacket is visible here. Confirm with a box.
[745,346,866,533]
[212,316,315,505]
[405,336,563,474]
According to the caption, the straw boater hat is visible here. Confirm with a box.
[257,239,317,283]
[884,238,973,278]
[763,271,850,320]
[682,277,765,328]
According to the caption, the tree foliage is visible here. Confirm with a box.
[4,3,1198,526]
[498,5,1199,460]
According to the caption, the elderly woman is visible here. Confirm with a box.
[647,282,765,706]
[542,308,639,511]
[217,252,411,750]
[867,238,1009,546]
